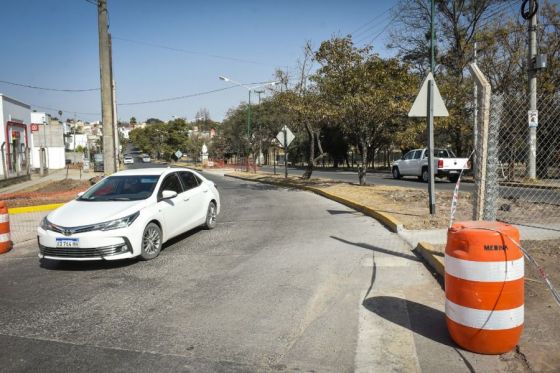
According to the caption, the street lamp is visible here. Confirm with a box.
[218,76,279,141]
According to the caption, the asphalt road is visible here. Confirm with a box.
[0,168,511,372]
[261,165,560,204]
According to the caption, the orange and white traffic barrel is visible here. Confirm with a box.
[0,201,12,254]
[445,221,524,354]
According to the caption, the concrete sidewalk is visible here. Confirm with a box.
[0,169,98,195]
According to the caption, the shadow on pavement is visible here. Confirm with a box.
[327,209,358,215]
[363,296,455,347]
[331,236,421,262]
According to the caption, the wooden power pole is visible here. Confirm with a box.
[97,0,116,175]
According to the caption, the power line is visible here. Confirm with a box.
[350,5,396,38]
[29,103,100,117]
[112,36,267,66]
[118,86,237,106]
[0,79,99,92]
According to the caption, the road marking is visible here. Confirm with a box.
[355,290,421,372]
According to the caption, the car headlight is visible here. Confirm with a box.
[40,217,57,231]
[97,211,140,231]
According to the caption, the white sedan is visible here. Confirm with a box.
[38,168,220,261]
[123,155,134,164]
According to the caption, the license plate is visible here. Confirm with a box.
[56,238,79,248]
[449,170,458,174]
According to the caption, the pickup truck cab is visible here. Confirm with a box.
[392,148,469,183]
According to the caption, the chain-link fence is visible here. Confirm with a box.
[480,78,560,228]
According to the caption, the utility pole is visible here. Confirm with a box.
[109,32,119,171]
[528,0,538,180]
[427,0,436,214]
[284,128,288,179]
[97,0,116,175]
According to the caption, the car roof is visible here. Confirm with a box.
[111,167,202,177]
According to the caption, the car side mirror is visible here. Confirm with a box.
[77,191,85,198]
[161,190,177,199]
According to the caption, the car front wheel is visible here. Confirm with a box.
[392,167,401,179]
[203,201,217,230]
[140,222,162,260]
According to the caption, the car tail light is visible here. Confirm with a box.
[437,159,444,169]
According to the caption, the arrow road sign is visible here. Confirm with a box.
[276,126,295,147]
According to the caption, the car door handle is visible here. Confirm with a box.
[184,198,190,201]
[203,189,209,193]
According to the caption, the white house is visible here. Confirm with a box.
[0,94,31,179]
[30,112,66,170]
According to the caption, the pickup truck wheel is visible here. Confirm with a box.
[421,167,429,183]
[392,167,401,179]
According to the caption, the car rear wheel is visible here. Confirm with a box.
[140,222,162,260]
[421,167,429,183]
[203,201,217,230]
[392,167,401,179]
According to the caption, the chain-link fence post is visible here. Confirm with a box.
[470,63,491,221]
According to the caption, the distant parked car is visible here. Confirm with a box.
[142,155,151,163]
[124,155,134,165]
[392,148,470,183]
[93,161,104,172]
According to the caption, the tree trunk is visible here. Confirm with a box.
[302,123,315,179]
[358,140,368,185]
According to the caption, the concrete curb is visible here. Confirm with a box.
[415,241,444,277]
[225,173,404,233]
[8,203,64,215]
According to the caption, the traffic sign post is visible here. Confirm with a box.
[409,72,449,215]
[276,126,294,179]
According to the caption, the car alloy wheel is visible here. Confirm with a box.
[392,167,401,179]
[140,222,162,260]
[204,202,217,230]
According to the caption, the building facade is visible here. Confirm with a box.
[0,94,31,179]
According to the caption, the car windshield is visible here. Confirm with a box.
[79,175,160,201]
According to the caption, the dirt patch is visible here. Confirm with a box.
[431,240,560,372]
[0,179,92,208]
[230,171,472,229]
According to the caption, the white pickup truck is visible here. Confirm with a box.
[392,148,470,183]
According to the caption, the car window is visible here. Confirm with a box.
[403,151,414,160]
[434,149,450,158]
[413,150,422,159]
[158,173,183,198]
[179,171,200,191]
[79,175,160,201]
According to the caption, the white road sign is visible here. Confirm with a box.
[175,150,183,159]
[528,110,538,128]
[276,126,295,147]
[408,72,449,117]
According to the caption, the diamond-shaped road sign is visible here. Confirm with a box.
[408,72,449,117]
[276,125,295,147]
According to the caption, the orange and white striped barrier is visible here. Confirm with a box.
[445,221,524,354]
[0,201,12,254]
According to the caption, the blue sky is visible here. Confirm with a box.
[0,0,398,123]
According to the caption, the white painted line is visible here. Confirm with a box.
[355,290,420,372]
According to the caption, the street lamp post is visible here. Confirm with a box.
[218,76,279,153]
